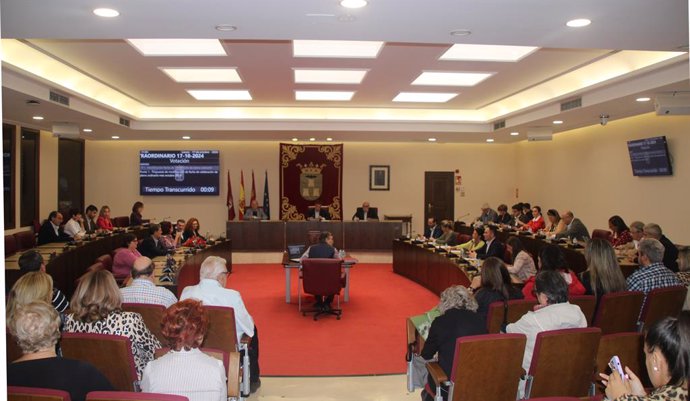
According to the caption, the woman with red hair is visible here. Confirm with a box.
[141,299,226,401]
[181,218,206,247]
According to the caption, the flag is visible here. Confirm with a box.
[226,171,236,221]
[250,170,257,204]
[239,170,246,220]
[263,170,270,220]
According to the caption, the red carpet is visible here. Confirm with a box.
[226,263,439,376]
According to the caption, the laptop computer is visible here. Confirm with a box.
[287,244,306,262]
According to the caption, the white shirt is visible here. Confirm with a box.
[142,348,226,401]
[180,279,255,342]
[63,219,84,238]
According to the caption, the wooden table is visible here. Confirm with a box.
[225,221,285,251]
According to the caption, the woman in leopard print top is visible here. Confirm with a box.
[601,312,689,401]
[64,270,161,380]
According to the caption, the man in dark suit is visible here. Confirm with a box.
[472,225,505,260]
[301,231,341,309]
[307,202,331,221]
[643,223,679,272]
[352,201,378,221]
[555,210,590,242]
[37,211,70,245]
[84,204,99,233]
[424,217,442,239]
[138,223,168,258]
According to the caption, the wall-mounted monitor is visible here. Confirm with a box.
[140,150,220,195]
[627,136,672,177]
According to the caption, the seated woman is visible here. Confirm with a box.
[434,220,458,246]
[159,221,181,250]
[522,244,586,300]
[142,299,226,401]
[97,205,114,231]
[182,217,206,245]
[130,201,144,226]
[7,271,54,323]
[677,246,690,286]
[64,270,161,379]
[544,209,566,235]
[456,227,485,252]
[579,239,627,310]
[8,301,114,401]
[518,206,545,233]
[112,234,142,279]
[505,236,537,283]
[608,215,633,247]
[602,311,689,401]
[421,286,487,401]
[472,257,524,322]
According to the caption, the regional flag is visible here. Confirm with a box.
[239,170,246,220]
[263,170,271,220]
[250,170,257,203]
[227,171,236,220]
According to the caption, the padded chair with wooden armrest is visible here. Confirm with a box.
[8,386,72,401]
[593,332,647,395]
[591,229,612,242]
[485,299,538,333]
[592,291,644,334]
[112,216,131,228]
[523,327,601,399]
[569,295,597,326]
[5,234,18,257]
[86,392,188,401]
[456,234,471,244]
[425,333,526,401]
[121,303,166,344]
[638,285,687,332]
[60,333,138,392]
[203,306,251,397]
[14,230,36,251]
[299,258,344,320]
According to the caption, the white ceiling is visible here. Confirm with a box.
[1,0,689,142]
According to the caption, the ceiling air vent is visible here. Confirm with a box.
[493,120,506,130]
[560,98,582,112]
[49,91,70,106]
[119,117,131,127]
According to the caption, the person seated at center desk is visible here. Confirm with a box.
[243,199,268,221]
[300,231,343,310]
[352,201,378,221]
[307,202,331,221]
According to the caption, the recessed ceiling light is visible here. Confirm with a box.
[412,71,493,87]
[182,136,191,140]
[326,137,333,141]
[428,138,437,142]
[32,116,44,120]
[291,138,298,142]
[309,137,316,142]
[294,69,368,84]
[340,0,367,8]
[636,97,651,102]
[450,29,472,37]
[293,40,383,58]
[393,92,459,103]
[93,8,119,17]
[187,90,252,101]
[127,39,227,56]
[510,132,519,136]
[566,18,591,28]
[295,91,355,101]
[83,128,93,133]
[553,120,564,124]
[440,44,538,62]
[161,68,241,83]
[111,136,120,139]
[486,138,495,143]
[215,24,237,32]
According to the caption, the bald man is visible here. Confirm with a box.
[352,201,378,221]
[120,256,178,308]
[554,211,590,242]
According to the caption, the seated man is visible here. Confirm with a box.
[83,204,100,234]
[519,202,533,224]
[507,270,587,374]
[477,203,498,225]
[307,202,331,221]
[643,223,679,272]
[352,201,378,221]
[301,231,343,310]
[63,208,86,240]
[37,211,71,246]
[17,250,69,313]
[494,204,514,226]
[434,220,459,246]
[243,199,268,221]
[554,210,591,242]
[121,256,178,308]
[627,238,681,310]
[180,256,260,392]
[137,224,168,259]
[423,217,442,239]
[510,203,524,228]
[471,224,505,260]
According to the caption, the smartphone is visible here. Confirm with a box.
[608,355,625,379]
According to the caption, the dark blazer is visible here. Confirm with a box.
[305,242,336,258]
[84,218,99,233]
[424,225,442,239]
[477,238,505,260]
[130,212,143,226]
[660,235,679,272]
[138,236,168,258]
[307,208,331,220]
[37,221,70,245]
[494,213,514,226]
[352,207,378,221]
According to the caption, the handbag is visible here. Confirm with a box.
[407,353,430,391]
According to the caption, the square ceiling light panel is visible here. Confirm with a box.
[440,44,539,62]
[293,40,383,58]
[161,68,241,83]
[295,91,355,101]
[412,71,494,86]
[187,90,252,100]
[127,39,227,56]
[393,92,459,102]
[294,69,368,84]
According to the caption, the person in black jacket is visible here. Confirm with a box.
[421,285,487,400]
[130,201,144,226]
[472,257,524,323]
[138,224,168,258]
[301,231,341,309]
[352,201,378,221]
[471,224,505,261]
[37,211,70,246]
[306,202,331,221]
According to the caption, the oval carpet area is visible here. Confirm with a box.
[226,263,439,377]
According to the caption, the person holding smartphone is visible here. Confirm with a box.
[600,311,690,400]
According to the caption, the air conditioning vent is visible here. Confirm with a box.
[119,117,131,127]
[49,91,70,106]
[560,98,581,111]
[493,120,505,130]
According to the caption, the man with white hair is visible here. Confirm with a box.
[643,223,679,272]
[180,256,261,393]
[627,238,681,310]
[554,210,590,242]
[477,203,498,225]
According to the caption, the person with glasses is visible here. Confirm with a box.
[112,234,142,279]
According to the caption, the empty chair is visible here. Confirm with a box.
[203,306,251,397]
[457,234,471,244]
[299,258,344,320]
[8,386,72,401]
[569,295,597,326]
[524,327,601,399]
[6,234,18,257]
[638,285,687,331]
[485,299,538,334]
[591,229,612,242]
[14,230,36,251]
[594,333,648,394]
[112,216,131,228]
[86,392,188,401]
[121,303,166,344]
[425,333,526,401]
[96,254,113,272]
[60,333,138,392]
[592,291,644,334]
[307,230,321,245]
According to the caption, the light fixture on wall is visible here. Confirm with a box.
[340,0,368,9]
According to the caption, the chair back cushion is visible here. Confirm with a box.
[591,229,612,242]
[486,299,538,334]
[86,391,188,400]
[60,333,137,392]
[121,303,166,344]
[8,386,72,401]
[96,254,113,271]
[457,234,471,244]
[528,327,601,398]
[14,230,36,251]
[594,333,648,393]
[202,306,238,354]
[569,295,596,326]
[301,258,343,296]
[592,291,644,334]
[112,216,131,228]
[640,285,687,329]
[5,234,18,256]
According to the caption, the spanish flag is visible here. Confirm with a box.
[239,170,246,220]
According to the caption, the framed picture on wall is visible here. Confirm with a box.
[369,165,390,191]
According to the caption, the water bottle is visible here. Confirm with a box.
[339,249,346,259]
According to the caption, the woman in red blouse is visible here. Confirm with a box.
[519,206,545,233]
[608,215,632,247]
[97,205,114,231]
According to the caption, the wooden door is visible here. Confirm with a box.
[424,172,454,222]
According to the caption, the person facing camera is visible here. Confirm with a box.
[307,201,330,221]
[601,311,690,401]
[130,201,144,226]
[352,201,378,221]
[244,199,268,221]
[434,220,459,246]
[142,299,227,401]
[138,223,168,258]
